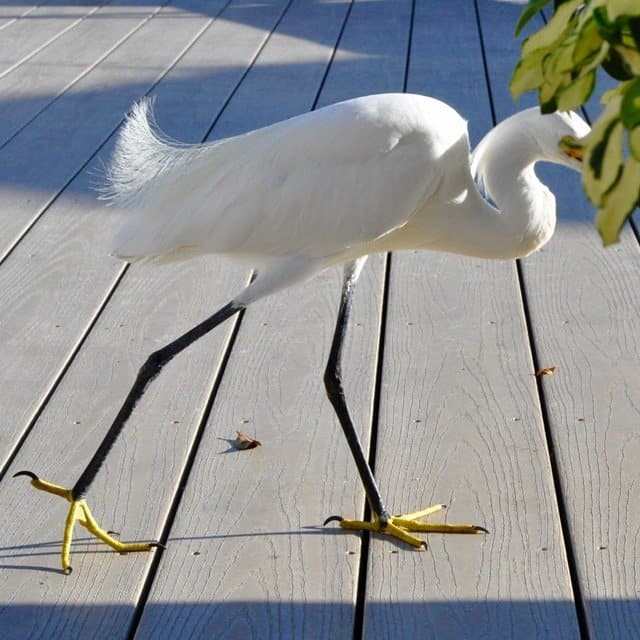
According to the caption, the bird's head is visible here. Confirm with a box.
[470,107,590,210]
[519,107,590,172]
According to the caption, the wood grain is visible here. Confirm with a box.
[134,1,412,638]
[0,1,218,255]
[0,4,40,32]
[0,1,102,79]
[1,1,638,637]
[0,1,338,638]
[0,1,163,147]
[480,2,640,637]
[363,3,580,638]
[0,1,226,470]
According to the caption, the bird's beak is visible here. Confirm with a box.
[559,135,584,163]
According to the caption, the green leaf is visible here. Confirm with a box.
[620,78,640,129]
[583,96,624,203]
[615,44,640,73]
[596,155,640,245]
[511,0,640,247]
[523,0,581,56]
[553,37,578,73]
[541,95,559,113]
[572,17,602,62]
[601,83,625,104]
[600,122,625,190]
[556,70,596,111]
[585,120,624,204]
[584,94,622,144]
[515,0,553,36]
[602,46,635,80]
[629,126,640,160]
[629,17,640,49]
[539,68,570,106]
[593,6,617,37]
[606,0,640,21]
[579,40,610,75]
[510,51,546,98]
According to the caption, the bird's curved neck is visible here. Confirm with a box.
[461,124,556,260]
[379,123,557,261]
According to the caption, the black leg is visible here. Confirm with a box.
[323,259,389,521]
[71,300,241,499]
[15,298,248,572]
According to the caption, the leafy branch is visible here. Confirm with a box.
[511,0,640,245]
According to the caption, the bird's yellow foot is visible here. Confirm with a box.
[14,471,162,574]
[324,505,488,548]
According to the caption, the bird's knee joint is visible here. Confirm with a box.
[143,351,165,377]
[324,370,344,399]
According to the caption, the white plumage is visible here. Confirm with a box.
[16,94,592,574]
[103,93,589,305]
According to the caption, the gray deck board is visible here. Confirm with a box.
[0,1,215,257]
[0,1,638,639]
[0,2,316,638]
[0,0,224,474]
[364,3,579,639]
[479,2,640,638]
[0,3,34,26]
[0,3,41,31]
[0,1,163,147]
[134,2,410,638]
[0,1,103,78]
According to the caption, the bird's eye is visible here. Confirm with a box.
[559,135,584,162]
[564,147,583,162]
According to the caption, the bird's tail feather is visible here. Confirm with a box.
[99,98,213,209]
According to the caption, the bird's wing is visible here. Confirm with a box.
[110,95,460,263]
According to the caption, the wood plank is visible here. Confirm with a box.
[0,1,225,470]
[132,1,413,638]
[0,1,103,78]
[363,2,581,638]
[0,1,217,260]
[0,3,42,31]
[479,3,640,638]
[0,1,164,147]
[0,2,293,638]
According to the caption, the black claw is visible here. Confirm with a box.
[13,470,39,481]
[107,530,120,537]
[323,515,343,526]
[148,541,166,550]
[476,526,490,534]
[63,567,72,575]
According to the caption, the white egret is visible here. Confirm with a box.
[16,93,589,573]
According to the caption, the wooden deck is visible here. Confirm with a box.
[0,1,638,638]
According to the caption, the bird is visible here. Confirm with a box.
[15,93,590,574]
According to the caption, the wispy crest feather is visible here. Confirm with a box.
[100,98,212,208]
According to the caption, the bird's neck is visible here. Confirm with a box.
[460,125,556,260]
[360,120,558,262]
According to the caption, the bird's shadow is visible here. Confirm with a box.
[0,523,434,574]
